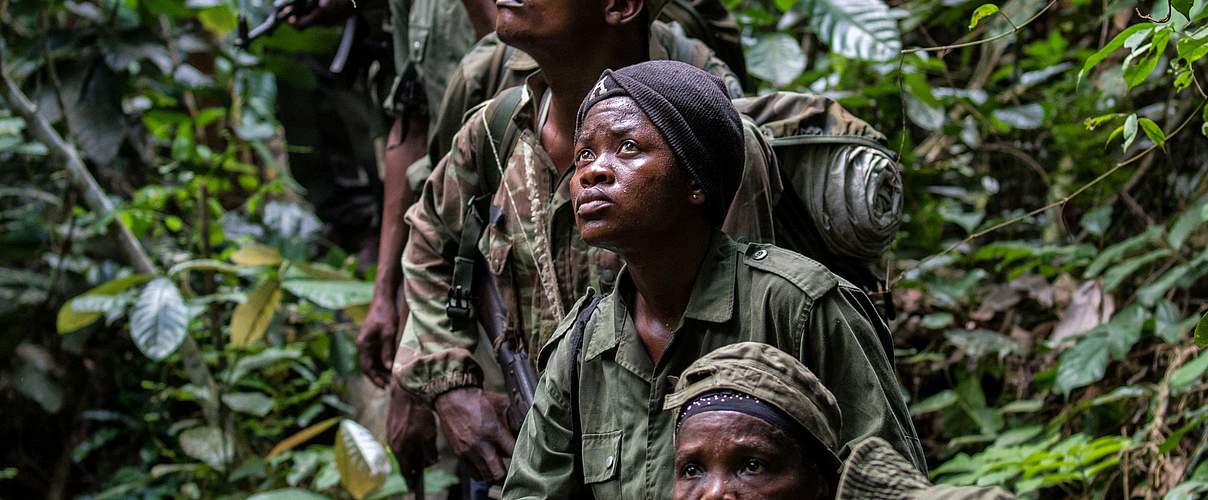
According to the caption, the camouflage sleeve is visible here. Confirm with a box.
[800,284,928,472]
[393,108,489,404]
[428,34,505,165]
[503,319,584,499]
[700,45,744,98]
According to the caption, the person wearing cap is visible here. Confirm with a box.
[390,0,748,486]
[666,342,844,500]
[502,60,923,499]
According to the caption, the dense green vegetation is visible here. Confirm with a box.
[0,0,1205,498]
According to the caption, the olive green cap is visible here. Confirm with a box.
[663,342,843,468]
[836,438,1017,500]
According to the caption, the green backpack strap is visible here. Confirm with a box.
[445,85,526,324]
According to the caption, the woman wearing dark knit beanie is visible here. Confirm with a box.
[503,60,921,499]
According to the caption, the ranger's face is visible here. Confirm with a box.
[673,411,829,500]
[571,97,702,251]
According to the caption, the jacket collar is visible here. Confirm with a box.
[584,230,738,362]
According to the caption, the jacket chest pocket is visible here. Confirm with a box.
[581,429,622,495]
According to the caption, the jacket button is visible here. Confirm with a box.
[752,249,768,260]
[606,455,614,468]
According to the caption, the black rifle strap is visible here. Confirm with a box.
[445,86,525,324]
[569,293,604,494]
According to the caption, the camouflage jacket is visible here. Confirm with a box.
[503,233,926,499]
[392,32,752,403]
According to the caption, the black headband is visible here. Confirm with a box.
[675,390,799,436]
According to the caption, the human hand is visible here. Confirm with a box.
[433,387,517,484]
[284,0,354,29]
[355,294,397,388]
[386,385,438,491]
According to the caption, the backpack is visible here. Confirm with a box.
[734,92,903,305]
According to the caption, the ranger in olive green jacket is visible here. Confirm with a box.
[504,233,925,499]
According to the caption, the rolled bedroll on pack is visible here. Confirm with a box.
[734,92,903,290]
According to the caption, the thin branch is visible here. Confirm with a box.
[891,102,1204,287]
[901,0,1060,55]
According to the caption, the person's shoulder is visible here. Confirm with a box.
[536,290,606,372]
[735,241,839,302]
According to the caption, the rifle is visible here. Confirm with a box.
[465,204,540,433]
[235,0,357,74]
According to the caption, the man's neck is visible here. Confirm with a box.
[529,30,647,173]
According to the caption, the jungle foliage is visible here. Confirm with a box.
[0,0,1206,498]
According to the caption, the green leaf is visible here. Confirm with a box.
[57,274,152,334]
[1124,28,1171,88]
[1084,226,1162,278]
[1083,113,1122,130]
[969,4,1000,29]
[231,243,284,266]
[168,259,241,277]
[130,278,189,360]
[268,417,340,458]
[1137,262,1193,306]
[798,0,902,62]
[998,399,1044,414]
[221,392,275,417]
[1122,113,1138,152]
[1168,197,1208,250]
[198,6,237,37]
[1102,248,1170,292]
[1171,350,1208,391]
[746,33,806,86]
[248,489,331,500]
[1056,331,1111,395]
[1137,117,1166,149]
[230,278,281,348]
[180,426,234,471]
[335,419,390,500]
[1196,311,1208,348]
[910,389,957,416]
[282,280,374,309]
[773,0,799,12]
[1078,23,1155,87]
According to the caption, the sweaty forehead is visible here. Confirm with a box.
[677,411,786,452]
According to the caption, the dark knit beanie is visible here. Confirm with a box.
[575,60,745,224]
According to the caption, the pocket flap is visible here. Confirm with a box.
[581,430,622,484]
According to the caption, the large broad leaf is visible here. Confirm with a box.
[1055,329,1111,395]
[129,278,189,360]
[335,419,390,500]
[268,417,340,458]
[282,280,374,309]
[179,426,235,471]
[231,278,281,347]
[57,274,151,334]
[790,0,902,62]
[746,33,806,86]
